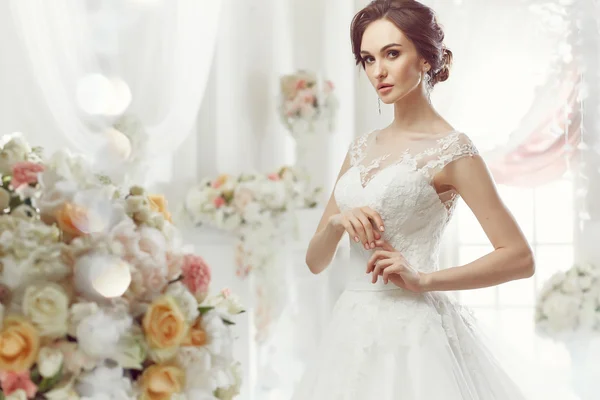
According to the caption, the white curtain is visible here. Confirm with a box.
[1,0,221,183]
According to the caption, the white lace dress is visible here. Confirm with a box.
[291,130,530,400]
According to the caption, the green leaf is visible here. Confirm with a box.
[37,365,63,393]
[30,365,42,384]
[198,306,215,315]
[222,318,235,326]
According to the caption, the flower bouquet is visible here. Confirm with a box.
[278,70,338,136]
[535,262,600,338]
[0,135,243,400]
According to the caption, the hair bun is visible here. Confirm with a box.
[432,48,453,85]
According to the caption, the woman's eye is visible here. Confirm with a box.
[363,56,375,64]
[388,50,400,58]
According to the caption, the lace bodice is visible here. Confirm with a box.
[335,130,478,289]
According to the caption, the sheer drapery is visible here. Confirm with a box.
[3,0,221,179]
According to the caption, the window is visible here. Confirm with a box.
[448,177,574,364]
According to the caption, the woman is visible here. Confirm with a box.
[293,1,537,398]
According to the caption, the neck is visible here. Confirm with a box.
[390,86,441,133]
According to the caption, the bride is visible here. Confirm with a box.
[292,1,538,399]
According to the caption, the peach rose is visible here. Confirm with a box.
[139,364,185,400]
[181,318,207,347]
[0,317,40,372]
[55,202,88,238]
[142,296,188,351]
[147,195,172,223]
[210,174,230,189]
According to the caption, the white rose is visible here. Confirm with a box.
[76,309,132,359]
[3,136,32,156]
[113,332,147,370]
[22,283,69,338]
[0,137,30,175]
[37,347,64,378]
[5,389,28,400]
[165,282,200,322]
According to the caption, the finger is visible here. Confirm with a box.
[373,240,395,252]
[363,207,385,232]
[356,214,375,248]
[366,250,393,273]
[372,259,394,283]
[349,217,368,245]
[382,265,403,284]
[342,220,359,243]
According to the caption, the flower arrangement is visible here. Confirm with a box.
[0,135,243,400]
[183,166,320,242]
[535,262,600,338]
[183,166,319,342]
[279,70,338,135]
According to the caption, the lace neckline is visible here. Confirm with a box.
[353,129,464,187]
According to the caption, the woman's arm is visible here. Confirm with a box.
[305,153,351,275]
[422,154,535,291]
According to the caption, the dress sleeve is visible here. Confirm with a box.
[421,132,479,179]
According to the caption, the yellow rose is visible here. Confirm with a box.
[143,296,188,352]
[147,195,172,222]
[181,318,207,347]
[0,316,40,372]
[139,364,185,400]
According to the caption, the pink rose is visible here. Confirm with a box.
[295,79,306,90]
[213,196,225,208]
[0,370,37,398]
[181,254,211,300]
[267,173,280,181]
[10,161,44,189]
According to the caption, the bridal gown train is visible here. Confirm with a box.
[292,130,532,400]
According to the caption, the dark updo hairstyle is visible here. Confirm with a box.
[350,0,453,87]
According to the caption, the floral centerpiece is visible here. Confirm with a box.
[183,166,319,341]
[535,262,600,338]
[279,70,338,135]
[0,134,243,400]
[279,70,338,195]
[183,166,320,247]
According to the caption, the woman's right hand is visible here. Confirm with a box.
[328,207,385,250]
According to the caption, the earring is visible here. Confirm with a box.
[423,72,430,87]
[378,98,381,115]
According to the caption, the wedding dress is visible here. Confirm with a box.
[291,129,532,400]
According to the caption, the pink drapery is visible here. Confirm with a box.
[487,69,581,188]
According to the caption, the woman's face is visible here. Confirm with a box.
[360,19,429,104]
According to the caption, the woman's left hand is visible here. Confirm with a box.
[366,240,429,293]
